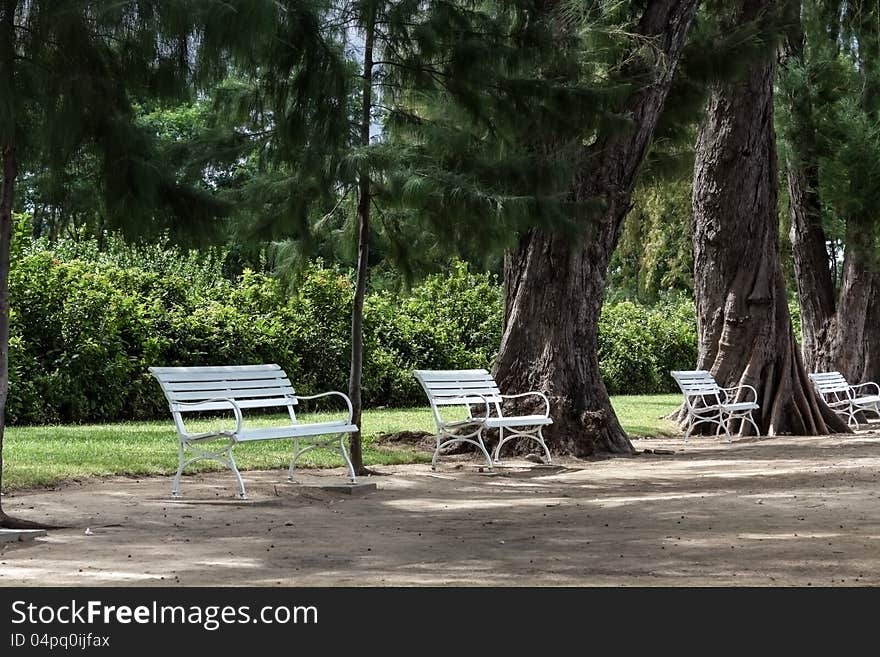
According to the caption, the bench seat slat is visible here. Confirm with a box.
[235,422,358,442]
[421,386,501,396]
[415,369,492,382]
[484,415,552,428]
[421,380,500,390]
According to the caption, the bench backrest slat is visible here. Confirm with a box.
[171,398,295,413]
[414,369,502,405]
[149,364,297,410]
[671,370,721,398]
[809,372,852,395]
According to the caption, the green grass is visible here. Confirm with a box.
[1,395,682,491]
[612,393,680,437]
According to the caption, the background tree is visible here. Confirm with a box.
[492,0,701,456]
[0,0,268,528]
[220,0,610,470]
[779,0,880,384]
[691,0,846,435]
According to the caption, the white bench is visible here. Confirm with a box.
[414,369,552,470]
[671,370,760,440]
[149,364,358,498]
[808,371,880,428]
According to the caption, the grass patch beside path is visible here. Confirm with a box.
[2,395,682,490]
[612,394,681,437]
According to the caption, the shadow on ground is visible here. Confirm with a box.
[2,431,879,586]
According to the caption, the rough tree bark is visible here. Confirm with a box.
[782,6,880,385]
[493,0,701,457]
[790,180,880,383]
[347,10,376,475]
[692,0,847,436]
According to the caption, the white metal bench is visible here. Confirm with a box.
[808,371,880,428]
[149,364,358,498]
[671,370,760,440]
[413,369,552,470]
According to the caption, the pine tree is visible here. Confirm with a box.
[0,0,273,527]
[690,0,846,435]
[218,0,615,469]
[490,0,701,456]
[780,0,880,384]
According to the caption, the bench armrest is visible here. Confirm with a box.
[175,397,244,436]
[293,391,355,424]
[721,384,757,405]
[500,391,550,417]
[851,381,880,397]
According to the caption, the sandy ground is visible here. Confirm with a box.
[2,431,879,586]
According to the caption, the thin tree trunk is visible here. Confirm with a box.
[347,12,375,475]
[0,145,47,527]
[780,0,836,375]
[96,212,107,252]
[0,0,46,527]
[787,159,836,369]
[692,0,847,437]
[0,144,16,524]
[493,0,701,457]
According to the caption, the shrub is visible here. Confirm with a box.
[7,241,697,423]
[598,295,697,395]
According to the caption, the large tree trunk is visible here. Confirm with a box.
[347,12,376,476]
[493,0,701,457]
[692,0,847,436]
[782,2,880,386]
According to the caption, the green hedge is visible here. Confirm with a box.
[8,255,505,424]
[597,297,697,395]
[8,245,697,424]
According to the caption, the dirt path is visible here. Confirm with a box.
[2,432,879,586]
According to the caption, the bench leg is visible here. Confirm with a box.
[493,426,553,465]
[288,438,302,482]
[432,429,493,471]
[226,446,247,500]
[431,433,443,470]
[172,438,246,499]
[475,427,493,469]
[288,437,356,484]
[743,413,761,437]
[684,411,725,442]
[172,442,186,498]
[339,434,357,483]
[492,427,505,463]
[717,415,732,443]
[536,426,552,464]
